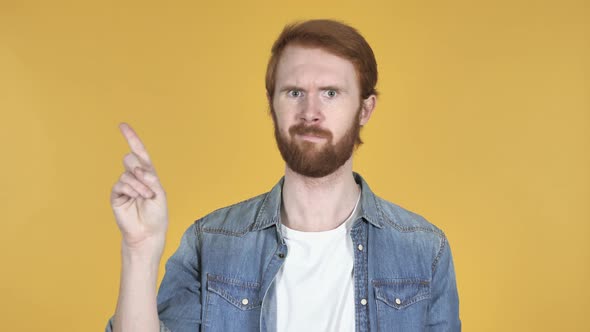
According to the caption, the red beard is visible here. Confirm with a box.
[272,106,362,178]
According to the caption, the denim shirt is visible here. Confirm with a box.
[106,172,461,331]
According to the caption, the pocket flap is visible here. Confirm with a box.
[372,279,430,310]
[207,274,262,310]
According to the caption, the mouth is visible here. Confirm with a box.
[296,133,327,143]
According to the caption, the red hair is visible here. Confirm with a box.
[266,19,379,103]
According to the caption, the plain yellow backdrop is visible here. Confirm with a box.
[1,0,588,330]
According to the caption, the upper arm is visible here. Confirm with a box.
[156,222,202,331]
[426,235,461,331]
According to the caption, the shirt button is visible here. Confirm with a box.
[278,253,285,258]
[361,298,367,305]
[242,298,249,305]
[395,298,402,305]
[357,244,364,251]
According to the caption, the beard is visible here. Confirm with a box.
[271,106,363,178]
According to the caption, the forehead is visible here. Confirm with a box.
[275,45,358,89]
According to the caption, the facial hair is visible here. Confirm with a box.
[272,106,362,178]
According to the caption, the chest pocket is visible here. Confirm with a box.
[204,273,263,331]
[372,279,431,332]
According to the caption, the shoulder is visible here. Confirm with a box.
[375,196,448,262]
[356,172,446,239]
[372,195,452,271]
[373,195,447,240]
[193,192,268,235]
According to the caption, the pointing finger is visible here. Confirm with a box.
[119,122,153,166]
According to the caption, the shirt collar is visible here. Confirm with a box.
[251,172,384,231]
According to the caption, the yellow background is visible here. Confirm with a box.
[1,0,588,330]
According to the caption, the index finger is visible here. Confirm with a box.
[118,122,153,166]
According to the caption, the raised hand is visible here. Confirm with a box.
[110,123,168,256]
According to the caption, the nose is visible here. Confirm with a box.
[299,94,323,124]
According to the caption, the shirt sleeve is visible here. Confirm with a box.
[426,235,461,331]
[105,317,172,332]
[105,222,202,332]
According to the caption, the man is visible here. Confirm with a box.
[106,19,460,332]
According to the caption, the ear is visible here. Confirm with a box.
[359,94,377,126]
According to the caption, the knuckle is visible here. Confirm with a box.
[123,153,136,165]
[119,172,128,181]
[142,171,152,181]
[120,172,136,183]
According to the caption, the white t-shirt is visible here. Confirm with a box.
[276,192,361,332]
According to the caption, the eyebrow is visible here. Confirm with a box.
[278,85,347,93]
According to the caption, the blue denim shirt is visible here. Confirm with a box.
[106,172,461,331]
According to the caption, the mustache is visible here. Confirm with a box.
[289,123,333,139]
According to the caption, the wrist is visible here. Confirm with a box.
[121,237,165,265]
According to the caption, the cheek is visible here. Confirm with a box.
[334,112,360,137]
[271,110,291,136]
[273,102,297,124]
[275,98,301,115]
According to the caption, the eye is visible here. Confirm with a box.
[288,90,302,98]
[324,90,338,98]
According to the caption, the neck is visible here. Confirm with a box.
[281,158,361,232]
